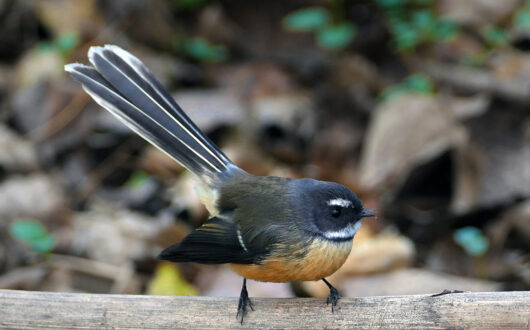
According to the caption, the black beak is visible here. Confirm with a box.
[361,209,375,218]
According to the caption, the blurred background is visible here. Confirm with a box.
[0,0,528,299]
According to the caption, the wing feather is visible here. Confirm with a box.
[158,217,261,264]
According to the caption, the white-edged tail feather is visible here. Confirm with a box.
[65,45,239,186]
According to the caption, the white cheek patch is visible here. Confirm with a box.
[322,220,363,240]
[327,198,352,208]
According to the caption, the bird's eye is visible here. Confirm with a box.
[331,207,341,217]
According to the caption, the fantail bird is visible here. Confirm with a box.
[65,45,375,324]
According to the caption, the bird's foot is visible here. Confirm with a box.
[322,278,341,312]
[326,286,341,312]
[236,278,253,324]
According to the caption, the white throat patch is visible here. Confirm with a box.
[327,198,352,208]
[322,220,362,240]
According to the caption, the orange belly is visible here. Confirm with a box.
[230,238,353,282]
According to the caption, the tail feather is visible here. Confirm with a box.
[102,45,231,166]
[65,45,237,185]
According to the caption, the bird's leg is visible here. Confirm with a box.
[322,278,340,312]
[236,278,254,324]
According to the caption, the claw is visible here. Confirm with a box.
[322,278,341,313]
[236,278,253,324]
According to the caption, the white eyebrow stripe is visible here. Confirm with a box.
[327,198,352,208]
[322,220,362,240]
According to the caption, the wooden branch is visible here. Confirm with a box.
[0,289,528,329]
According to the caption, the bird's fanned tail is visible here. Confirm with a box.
[65,45,237,186]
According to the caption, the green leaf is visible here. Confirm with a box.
[412,10,436,33]
[379,74,434,101]
[125,171,151,189]
[393,25,421,51]
[10,219,48,241]
[10,219,55,253]
[31,235,56,254]
[184,38,227,63]
[434,20,458,41]
[375,0,407,8]
[55,32,79,55]
[316,23,356,50]
[405,74,434,93]
[513,6,530,29]
[482,25,508,48]
[453,226,489,257]
[384,2,459,52]
[283,7,330,32]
